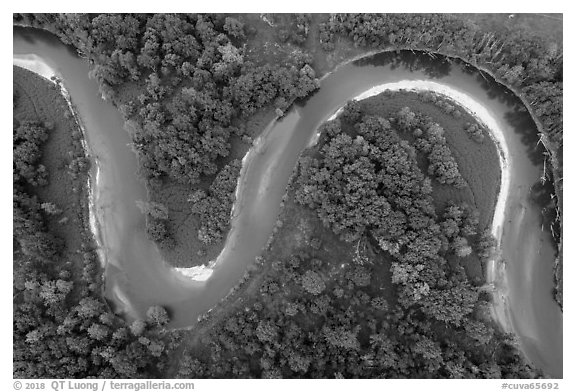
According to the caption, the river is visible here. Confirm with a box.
[13,26,562,378]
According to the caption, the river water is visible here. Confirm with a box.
[13,27,562,377]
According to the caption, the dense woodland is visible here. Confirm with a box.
[13,13,561,379]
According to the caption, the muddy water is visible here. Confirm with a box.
[13,27,561,377]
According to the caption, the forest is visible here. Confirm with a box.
[13,13,562,379]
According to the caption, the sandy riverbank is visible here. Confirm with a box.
[13,54,55,81]
[173,139,257,282]
[352,81,510,241]
[13,55,106,267]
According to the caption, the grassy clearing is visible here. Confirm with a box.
[247,13,367,78]
[152,179,220,267]
[463,13,563,45]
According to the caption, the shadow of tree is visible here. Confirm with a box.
[477,75,521,108]
[529,179,559,242]
[14,26,38,44]
[15,25,80,57]
[503,110,543,167]
[354,50,453,80]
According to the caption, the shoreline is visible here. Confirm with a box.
[13,53,225,285]
[13,55,107,270]
[351,81,510,242]
[173,121,275,282]
[313,80,514,334]
[12,44,287,288]
[356,47,562,309]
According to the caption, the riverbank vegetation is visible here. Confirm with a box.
[170,95,535,378]
[13,66,177,378]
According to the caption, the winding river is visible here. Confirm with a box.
[13,26,562,378]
